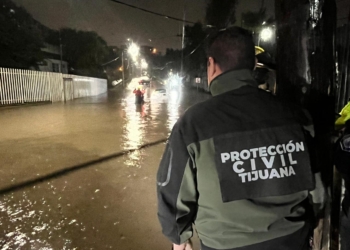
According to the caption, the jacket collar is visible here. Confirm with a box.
[209,69,258,96]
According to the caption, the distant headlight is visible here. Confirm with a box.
[170,90,178,101]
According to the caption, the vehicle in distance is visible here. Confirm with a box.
[138,79,150,86]
[151,88,167,101]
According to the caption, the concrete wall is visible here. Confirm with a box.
[63,75,107,99]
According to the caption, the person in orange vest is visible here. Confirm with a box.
[133,87,144,104]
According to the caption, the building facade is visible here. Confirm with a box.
[38,43,68,74]
[337,0,350,27]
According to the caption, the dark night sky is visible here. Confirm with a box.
[12,0,274,52]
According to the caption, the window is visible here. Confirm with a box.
[52,63,60,72]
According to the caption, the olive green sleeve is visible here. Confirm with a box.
[156,123,197,244]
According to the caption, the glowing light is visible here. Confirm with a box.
[167,74,182,87]
[141,59,148,69]
[260,28,273,42]
[170,90,179,101]
[128,43,140,62]
[167,101,179,131]
[112,79,122,86]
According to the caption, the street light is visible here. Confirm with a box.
[258,27,273,46]
[141,59,148,69]
[260,27,273,42]
[128,43,140,62]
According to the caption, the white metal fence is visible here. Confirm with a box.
[0,68,107,105]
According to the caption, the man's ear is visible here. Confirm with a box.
[207,57,223,86]
[207,57,216,80]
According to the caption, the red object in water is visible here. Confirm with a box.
[133,89,142,96]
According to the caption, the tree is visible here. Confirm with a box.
[103,46,137,85]
[241,8,267,32]
[0,0,44,69]
[183,22,207,76]
[59,28,109,78]
[150,22,207,80]
[205,0,238,28]
[164,48,182,73]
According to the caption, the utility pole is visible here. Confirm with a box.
[59,30,63,73]
[122,51,125,87]
[275,0,337,249]
[180,0,186,78]
[140,58,142,77]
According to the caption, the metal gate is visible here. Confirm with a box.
[336,25,350,111]
[63,77,74,102]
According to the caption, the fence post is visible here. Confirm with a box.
[47,72,52,102]
[7,68,13,104]
[22,70,28,103]
[4,68,9,105]
[0,68,3,105]
[19,69,25,103]
[63,76,67,103]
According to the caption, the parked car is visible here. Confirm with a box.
[151,88,167,101]
[138,79,150,86]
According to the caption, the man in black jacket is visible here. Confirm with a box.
[334,119,350,250]
[157,27,324,250]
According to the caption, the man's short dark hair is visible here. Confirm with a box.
[207,27,255,72]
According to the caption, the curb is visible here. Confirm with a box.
[0,101,52,110]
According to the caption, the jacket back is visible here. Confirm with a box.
[157,70,318,250]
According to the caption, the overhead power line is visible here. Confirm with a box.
[101,57,120,66]
[186,34,210,57]
[185,27,227,58]
[109,0,214,27]
[108,0,225,66]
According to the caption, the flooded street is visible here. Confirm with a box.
[0,79,210,249]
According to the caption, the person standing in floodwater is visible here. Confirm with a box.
[133,88,144,104]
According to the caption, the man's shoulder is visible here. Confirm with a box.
[179,98,215,124]
[172,98,215,140]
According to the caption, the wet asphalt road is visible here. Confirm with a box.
[0,78,211,250]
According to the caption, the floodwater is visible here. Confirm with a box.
[0,78,210,249]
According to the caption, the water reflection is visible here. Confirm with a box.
[0,182,82,249]
[167,102,180,133]
[167,88,181,132]
[0,80,209,249]
[121,82,182,165]
[121,92,146,166]
[122,82,183,143]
